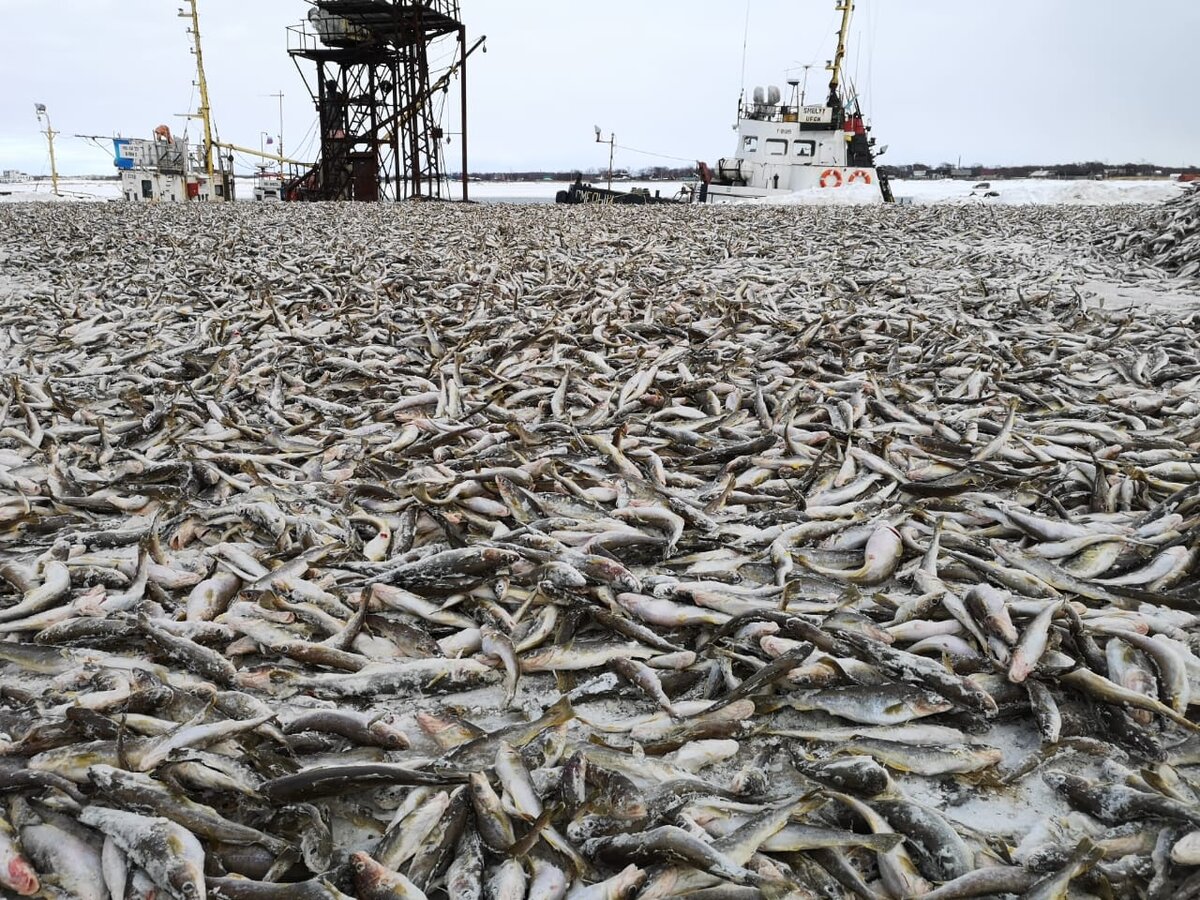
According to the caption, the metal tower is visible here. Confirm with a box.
[288,0,471,202]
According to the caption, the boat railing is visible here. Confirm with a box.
[743,103,801,122]
[742,102,840,129]
[152,143,187,175]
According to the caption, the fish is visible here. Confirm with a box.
[0,812,39,897]
[1009,600,1065,683]
[79,805,207,899]
[86,764,289,853]
[1023,838,1104,900]
[781,683,954,725]
[350,851,428,900]
[2,197,1200,900]
[18,819,107,900]
[1043,771,1200,827]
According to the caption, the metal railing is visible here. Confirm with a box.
[290,1,463,52]
[287,22,323,54]
[743,103,798,121]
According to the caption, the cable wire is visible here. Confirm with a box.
[614,144,696,164]
[739,0,751,92]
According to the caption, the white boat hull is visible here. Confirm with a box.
[702,166,883,203]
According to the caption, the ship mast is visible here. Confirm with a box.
[180,0,215,181]
[826,0,854,109]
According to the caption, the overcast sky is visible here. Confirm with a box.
[2,0,1197,177]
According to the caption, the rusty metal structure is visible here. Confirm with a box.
[287,0,469,202]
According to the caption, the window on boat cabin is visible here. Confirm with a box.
[766,139,788,156]
[141,180,153,199]
[794,140,816,158]
[742,136,759,153]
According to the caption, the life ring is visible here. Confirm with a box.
[848,169,873,185]
[819,168,843,189]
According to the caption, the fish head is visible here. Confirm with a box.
[613,864,647,897]
[234,667,299,693]
[85,763,120,790]
[1041,770,1069,791]
[170,870,204,900]
[365,716,410,751]
[350,850,387,886]
[583,555,640,593]
[906,691,955,717]
[3,857,39,897]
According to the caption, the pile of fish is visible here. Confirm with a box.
[1104,183,1200,279]
[0,200,1199,900]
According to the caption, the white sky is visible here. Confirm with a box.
[1,1,1197,177]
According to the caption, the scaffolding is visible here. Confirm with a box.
[287,0,468,202]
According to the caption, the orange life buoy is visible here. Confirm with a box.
[819,168,843,189]
[848,169,873,185]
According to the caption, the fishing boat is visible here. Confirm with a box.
[109,0,303,204]
[556,175,679,206]
[252,164,285,202]
[693,0,893,204]
[112,127,234,203]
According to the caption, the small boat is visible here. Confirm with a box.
[253,164,284,202]
[693,0,893,204]
[556,176,680,206]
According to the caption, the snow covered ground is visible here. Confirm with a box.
[0,179,120,202]
[446,180,693,204]
[890,177,1190,206]
[0,176,1189,206]
[447,178,1193,206]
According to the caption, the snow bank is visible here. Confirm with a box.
[754,182,884,206]
[893,178,1187,207]
[0,180,119,203]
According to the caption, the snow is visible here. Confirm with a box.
[0,177,1188,207]
[755,182,884,206]
[1078,278,1200,315]
[892,177,1190,206]
[0,179,119,202]
[446,180,693,204]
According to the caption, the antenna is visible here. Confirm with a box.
[787,78,800,109]
[739,0,751,93]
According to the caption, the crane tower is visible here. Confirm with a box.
[288,0,469,201]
